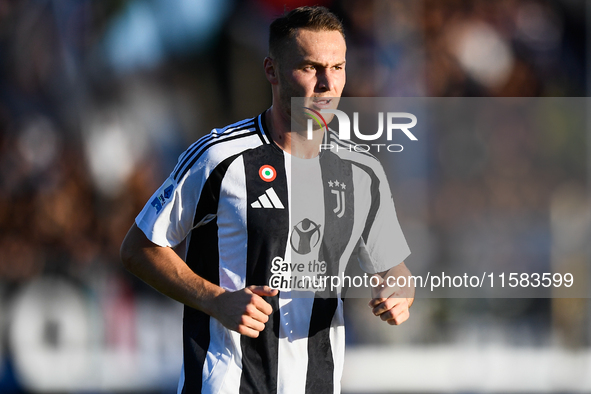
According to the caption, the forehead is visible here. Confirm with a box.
[287,28,346,62]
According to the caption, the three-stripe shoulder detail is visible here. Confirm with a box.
[257,114,271,145]
[172,118,259,182]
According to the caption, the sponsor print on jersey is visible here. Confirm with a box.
[290,218,322,255]
[259,165,277,182]
[151,179,174,213]
[251,187,284,209]
[268,218,327,292]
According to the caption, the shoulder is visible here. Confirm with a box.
[171,113,272,183]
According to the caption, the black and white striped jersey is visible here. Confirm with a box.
[136,111,410,394]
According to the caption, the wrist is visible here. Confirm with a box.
[197,282,226,317]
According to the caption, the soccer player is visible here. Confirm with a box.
[120,6,414,394]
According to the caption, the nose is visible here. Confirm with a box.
[316,69,332,92]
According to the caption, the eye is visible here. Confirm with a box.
[304,65,316,71]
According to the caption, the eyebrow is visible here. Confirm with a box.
[299,59,346,68]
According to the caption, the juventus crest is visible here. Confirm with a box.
[328,179,346,218]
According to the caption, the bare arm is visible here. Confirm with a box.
[120,223,277,337]
[369,262,415,325]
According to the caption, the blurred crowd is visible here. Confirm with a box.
[0,0,585,281]
[0,0,589,391]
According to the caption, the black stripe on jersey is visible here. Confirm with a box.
[181,154,240,394]
[181,220,219,393]
[305,297,338,394]
[349,161,381,243]
[181,310,210,394]
[304,151,355,394]
[318,151,355,294]
[173,120,256,182]
[240,145,288,394]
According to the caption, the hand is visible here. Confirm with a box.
[369,274,411,326]
[211,285,278,338]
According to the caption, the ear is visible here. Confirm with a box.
[264,57,279,85]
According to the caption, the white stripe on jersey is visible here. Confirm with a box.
[276,152,326,393]
[203,319,233,391]
[331,299,346,394]
[202,156,249,393]
[218,156,248,292]
[223,331,244,393]
[277,295,314,394]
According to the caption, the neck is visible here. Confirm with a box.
[265,106,324,159]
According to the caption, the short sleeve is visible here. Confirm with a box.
[135,169,204,248]
[357,161,410,274]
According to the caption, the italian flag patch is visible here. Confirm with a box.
[259,165,276,182]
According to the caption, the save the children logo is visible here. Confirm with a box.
[270,218,326,291]
[304,107,418,153]
[290,218,322,255]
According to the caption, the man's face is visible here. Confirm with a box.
[273,28,346,125]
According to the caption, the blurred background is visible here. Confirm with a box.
[0,0,589,392]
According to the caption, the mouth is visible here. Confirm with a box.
[311,98,333,109]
